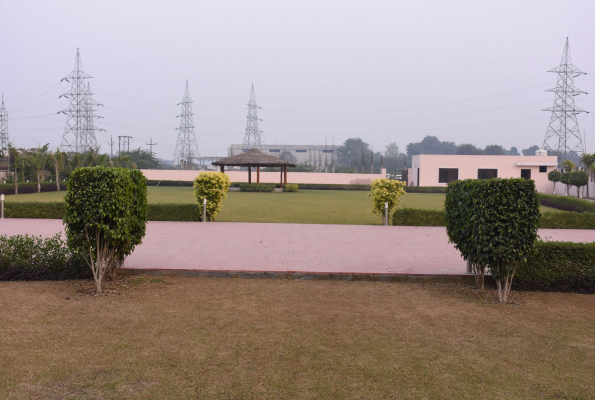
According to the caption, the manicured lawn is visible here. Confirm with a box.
[1,277,594,399]
[3,188,561,225]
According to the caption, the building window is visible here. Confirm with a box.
[322,150,333,153]
[242,149,249,152]
[269,149,280,152]
[295,150,307,153]
[539,166,547,173]
[477,169,498,179]
[438,168,458,184]
[521,169,531,180]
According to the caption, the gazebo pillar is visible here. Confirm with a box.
[280,167,283,187]
[257,167,260,185]
[220,165,225,173]
[284,167,287,186]
[248,167,251,184]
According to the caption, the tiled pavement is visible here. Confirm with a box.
[1,219,594,276]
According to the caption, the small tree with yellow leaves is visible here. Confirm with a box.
[193,172,231,221]
[368,178,406,223]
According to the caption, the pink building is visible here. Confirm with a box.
[409,152,558,193]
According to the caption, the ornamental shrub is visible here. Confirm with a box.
[569,170,589,198]
[547,170,561,194]
[64,167,148,294]
[0,233,90,281]
[193,172,231,221]
[238,183,275,192]
[445,178,541,302]
[560,171,571,196]
[368,178,406,222]
[283,184,299,192]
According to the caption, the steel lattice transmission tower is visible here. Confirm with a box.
[59,48,101,153]
[0,94,8,174]
[242,84,262,150]
[173,81,200,170]
[543,38,588,162]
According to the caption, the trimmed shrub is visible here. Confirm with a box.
[569,170,589,198]
[392,208,445,226]
[445,178,541,302]
[239,183,275,192]
[193,172,231,221]
[64,167,148,293]
[0,233,91,281]
[0,182,67,195]
[515,241,595,293]
[538,193,595,213]
[147,204,201,221]
[368,178,406,222]
[547,170,561,194]
[283,184,299,192]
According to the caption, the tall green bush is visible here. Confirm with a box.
[193,172,231,221]
[569,170,589,198]
[548,170,561,194]
[560,171,571,196]
[368,178,406,223]
[445,179,541,302]
[63,167,148,294]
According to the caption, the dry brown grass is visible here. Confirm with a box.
[1,277,594,399]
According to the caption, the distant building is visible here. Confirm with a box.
[227,144,337,166]
[409,150,557,193]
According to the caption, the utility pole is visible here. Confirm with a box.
[118,135,132,158]
[173,81,200,170]
[59,48,102,153]
[543,37,588,162]
[0,94,8,175]
[146,138,157,156]
[242,84,263,150]
[108,135,114,158]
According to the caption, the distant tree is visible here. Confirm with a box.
[279,150,297,164]
[484,145,506,155]
[560,171,571,196]
[522,145,540,156]
[288,163,316,172]
[562,159,576,173]
[507,147,520,156]
[547,170,561,195]
[27,144,50,193]
[8,143,21,194]
[52,148,64,190]
[121,148,162,169]
[456,144,484,155]
[385,143,399,158]
[579,153,595,198]
[384,143,405,174]
[336,138,370,171]
[405,136,457,167]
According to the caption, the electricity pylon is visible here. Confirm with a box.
[0,94,8,174]
[59,48,101,153]
[173,80,200,170]
[242,84,262,150]
[543,37,588,162]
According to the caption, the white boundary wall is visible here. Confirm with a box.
[141,169,387,185]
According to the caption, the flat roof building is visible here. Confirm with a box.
[409,151,557,193]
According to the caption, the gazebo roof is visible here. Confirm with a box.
[212,148,296,167]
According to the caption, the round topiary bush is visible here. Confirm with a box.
[193,172,231,221]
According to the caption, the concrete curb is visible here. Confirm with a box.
[119,268,490,285]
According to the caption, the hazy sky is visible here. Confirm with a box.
[1,0,593,160]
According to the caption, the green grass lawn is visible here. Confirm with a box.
[3,187,561,225]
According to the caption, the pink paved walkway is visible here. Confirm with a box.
[1,219,594,276]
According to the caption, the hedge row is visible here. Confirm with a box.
[515,241,595,293]
[538,193,595,213]
[239,183,275,192]
[0,233,91,281]
[391,208,595,229]
[0,182,67,195]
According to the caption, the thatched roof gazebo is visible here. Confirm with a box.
[212,148,296,186]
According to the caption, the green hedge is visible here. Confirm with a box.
[403,186,446,193]
[538,193,595,213]
[4,202,66,219]
[0,233,91,281]
[391,208,445,226]
[147,203,201,221]
[239,183,275,192]
[515,241,595,293]
[391,208,595,229]
[284,184,299,192]
[0,182,68,195]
